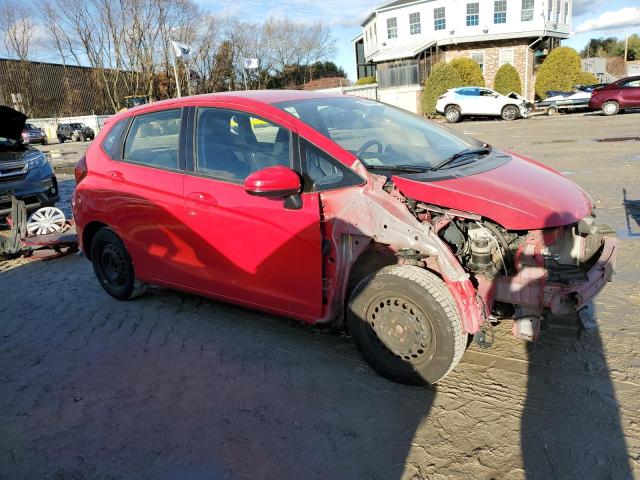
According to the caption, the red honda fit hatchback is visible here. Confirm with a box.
[73,91,616,385]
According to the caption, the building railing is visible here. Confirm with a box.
[377,60,420,88]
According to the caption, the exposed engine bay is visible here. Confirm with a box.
[400,193,616,342]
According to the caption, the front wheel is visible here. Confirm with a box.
[501,104,519,121]
[348,265,467,385]
[90,228,143,300]
[602,100,619,116]
[444,105,461,123]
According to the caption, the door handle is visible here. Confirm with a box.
[106,170,124,182]
[187,191,217,207]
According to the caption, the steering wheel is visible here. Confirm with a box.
[356,140,384,159]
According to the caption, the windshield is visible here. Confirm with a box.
[25,123,35,130]
[275,96,482,169]
[71,123,85,129]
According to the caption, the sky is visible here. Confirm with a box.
[200,0,640,80]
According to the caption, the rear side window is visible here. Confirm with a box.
[123,109,182,170]
[101,119,128,159]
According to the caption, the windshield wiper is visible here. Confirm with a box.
[365,164,431,173]
[430,145,492,171]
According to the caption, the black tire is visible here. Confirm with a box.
[58,135,65,143]
[444,105,461,123]
[602,100,619,116]
[348,265,467,385]
[90,228,141,300]
[501,104,519,121]
[81,134,87,142]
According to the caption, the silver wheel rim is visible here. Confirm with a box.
[603,103,616,115]
[27,207,66,236]
[446,109,458,122]
[504,107,517,120]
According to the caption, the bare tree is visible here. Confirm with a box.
[0,1,35,60]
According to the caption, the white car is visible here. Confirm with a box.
[436,87,530,123]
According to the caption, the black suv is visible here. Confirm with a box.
[56,123,95,143]
[1,106,59,217]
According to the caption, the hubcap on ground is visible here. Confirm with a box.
[100,244,127,286]
[366,296,432,362]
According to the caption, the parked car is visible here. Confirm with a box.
[21,123,48,145]
[0,106,59,218]
[56,123,95,142]
[589,76,640,115]
[73,91,616,385]
[436,87,530,123]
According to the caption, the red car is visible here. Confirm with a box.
[73,91,616,385]
[589,75,640,115]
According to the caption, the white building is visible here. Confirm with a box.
[354,0,572,111]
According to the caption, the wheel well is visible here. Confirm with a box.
[346,247,398,298]
[82,221,108,260]
[502,103,519,111]
[445,104,460,112]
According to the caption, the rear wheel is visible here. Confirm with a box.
[58,135,65,143]
[348,265,467,385]
[90,228,144,300]
[602,100,619,116]
[501,104,519,121]
[444,105,461,123]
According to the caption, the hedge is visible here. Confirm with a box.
[450,57,485,87]
[355,76,377,85]
[494,64,522,95]
[421,62,462,117]
[535,47,598,98]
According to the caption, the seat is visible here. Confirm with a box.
[197,111,250,181]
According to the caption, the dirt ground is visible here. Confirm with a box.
[1,112,639,480]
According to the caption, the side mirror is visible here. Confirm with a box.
[244,166,301,198]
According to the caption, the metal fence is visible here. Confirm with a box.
[376,60,420,89]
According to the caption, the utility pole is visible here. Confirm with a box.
[624,32,629,64]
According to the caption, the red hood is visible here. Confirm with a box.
[392,153,593,230]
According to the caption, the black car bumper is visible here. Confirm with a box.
[0,175,59,217]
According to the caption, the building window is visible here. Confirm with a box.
[466,3,480,26]
[409,12,421,35]
[387,17,398,39]
[556,0,561,23]
[471,51,485,73]
[548,0,553,20]
[563,1,569,23]
[499,48,515,67]
[374,22,377,39]
[494,0,507,24]
[434,7,446,30]
[521,0,534,21]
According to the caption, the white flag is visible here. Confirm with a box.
[171,40,193,61]
[243,58,259,69]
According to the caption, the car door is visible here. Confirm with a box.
[456,88,480,114]
[182,106,323,320]
[619,78,640,108]
[100,107,196,287]
[477,89,502,115]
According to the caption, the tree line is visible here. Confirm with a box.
[0,0,343,112]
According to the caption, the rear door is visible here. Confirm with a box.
[100,108,196,286]
[182,106,323,320]
[619,78,640,108]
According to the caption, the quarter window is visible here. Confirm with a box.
[521,0,534,21]
[123,109,181,170]
[409,12,421,35]
[102,118,128,159]
[471,51,485,73]
[387,17,398,39]
[466,3,480,26]
[301,140,363,193]
[494,0,507,23]
[195,108,291,183]
[434,7,446,30]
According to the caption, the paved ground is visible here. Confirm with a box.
[1,112,639,480]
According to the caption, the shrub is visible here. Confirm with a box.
[355,76,377,85]
[493,64,522,95]
[450,57,485,87]
[535,46,597,98]
[576,71,599,86]
[421,62,462,117]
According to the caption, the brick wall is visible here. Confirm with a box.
[442,39,536,100]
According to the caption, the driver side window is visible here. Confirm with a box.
[301,140,364,193]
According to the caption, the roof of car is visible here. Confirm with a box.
[110,89,345,124]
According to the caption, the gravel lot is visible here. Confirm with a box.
[1,112,639,480]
